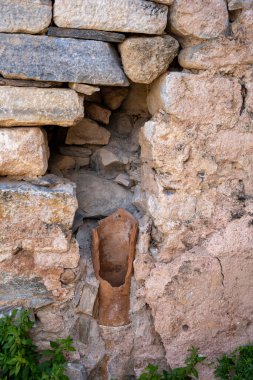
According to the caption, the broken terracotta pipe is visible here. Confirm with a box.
[92,208,138,326]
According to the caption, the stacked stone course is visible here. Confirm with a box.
[0,0,252,379]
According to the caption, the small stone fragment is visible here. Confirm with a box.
[0,33,128,86]
[49,155,76,172]
[0,86,84,127]
[60,269,76,284]
[0,128,49,176]
[77,284,98,316]
[101,87,129,110]
[75,157,90,167]
[0,0,52,34]
[92,148,126,178]
[59,146,92,158]
[68,83,100,96]
[170,0,229,39]
[114,174,133,188]
[154,0,173,3]
[66,119,111,145]
[85,103,111,125]
[54,0,168,35]
[119,36,179,84]
[147,72,242,126]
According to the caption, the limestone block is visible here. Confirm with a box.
[0,87,84,127]
[0,128,49,176]
[85,103,111,125]
[0,177,77,253]
[91,148,127,178]
[54,0,168,35]
[170,0,228,39]
[66,119,111,145]
[0,0,52,34]
[0,34,128,86]
[119,36,179,84]
[147,72,242,126]
[179,38,253,70]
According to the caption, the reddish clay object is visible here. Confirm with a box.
[92,208,138,326]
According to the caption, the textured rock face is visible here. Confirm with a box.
[170,0,228,39]
[0,177,77,253]
[119,36,179,84]
[0,86,84,127]
[147,72,242,125]
[179,37,253,70]
[0,0,52,34]
[54,0,168,34]
[66,119,111,145]
[0,128,49,176]
[67,171,134,218]
[0,34,128,86]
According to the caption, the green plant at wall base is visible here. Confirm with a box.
[214,344,253,380]
[138,347,205,380]
[0,309,75,380]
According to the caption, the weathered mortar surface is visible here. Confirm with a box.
[0,1,253,379]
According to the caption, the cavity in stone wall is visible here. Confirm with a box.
[0,0,253,380]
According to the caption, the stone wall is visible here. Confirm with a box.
[0,1,253,379]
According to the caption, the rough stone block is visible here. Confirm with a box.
[0,0,52,34]
[119,35,179,84]
[66,119,111,145]
[179,38,253,70]
[69,83,100,95]
[85,103,111,125]
[54,0,168,35]
[0,128,49,176]
[0,33,128,86]
[147,72,242,126]
[0,86,84,127]
[0,177,77,253]
[169,0,228,39]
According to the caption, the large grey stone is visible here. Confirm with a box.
[68,171,134,217]
[0,86,84,127]
[54,0,168,35]
[0,128,49,176]
[0,177,77,253]
[0,274,53,308]
[0,0,52,34]
[0,33,128,86]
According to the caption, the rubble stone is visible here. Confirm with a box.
[0,128,49,176]
[119,36,179,84]
[66,119,111,145]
